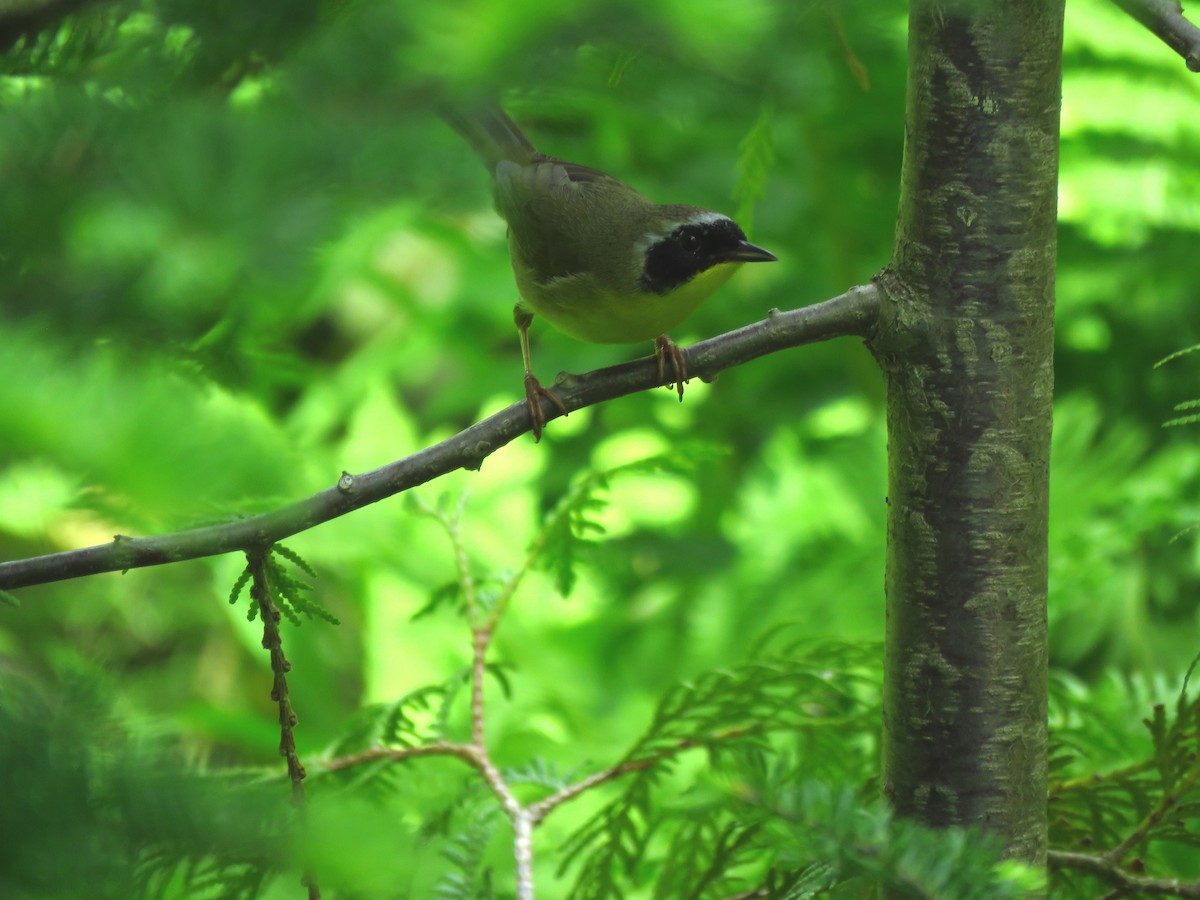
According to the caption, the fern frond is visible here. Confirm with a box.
[504,757,579,793]
[263,549,339,625]
[1155,344,1200,367]
[431,803,502,900]
[326,668,480,758]
[1049,668,1200,893]
[228,565,252,608]
[733,104,776,230]
[1163,412,1200,428]
[380,684,458,749]
[733,780,1040,899]
[535,445,725,596]
[271,543,316,578]
[413,580,465,620]
[560,644,881,897]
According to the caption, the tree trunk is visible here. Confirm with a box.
[871,0,1064,866]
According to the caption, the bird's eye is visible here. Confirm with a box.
[682,233,701,253]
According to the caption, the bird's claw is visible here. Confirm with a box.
[655,335,688,402]
[525,372,567,442]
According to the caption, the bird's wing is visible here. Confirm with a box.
[494,157,634,283]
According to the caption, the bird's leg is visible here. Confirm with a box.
[655,335,688,402]
[515,305,567,441]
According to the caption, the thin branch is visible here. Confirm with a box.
[1048,850,1200,897]
[0,285,879,592]
[1111,0,1200,71]
[247,552,320,900]
[525,757,658,826]
[321,740,523,817]
[1049,758,1156,797]
[1105,756,1200,865]
[322,724,758,828]
[321,741,483,773]
[1049,755,1200,898]
[484,477,583,633]
[321,705,775,897]
[470,627,490,760]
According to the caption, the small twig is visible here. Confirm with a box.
[1104,756,1200,865]
[325,725,758,826]
[484,484,575,633]
[0,286,880,591]
[444,499,495,754]
[322,721,767,900]
[1049,752,1200,897]
[322,740,482,772]
[247,552,320,900]
[1111,0,1200,71]
[447,495,479,624]
[1049,849,1200,897]
[525,758,658,826]
[469,627,489,757]
[1049,758,1156,797]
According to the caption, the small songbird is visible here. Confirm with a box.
[448,104,777,440]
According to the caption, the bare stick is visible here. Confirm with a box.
[1048,849,1200,896]
[1111,0,1200,71]
[0,285,879,591]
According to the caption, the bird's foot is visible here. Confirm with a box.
[655,335,688,402]
[524,372,567,442]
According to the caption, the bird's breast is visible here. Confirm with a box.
[513,259,742,345]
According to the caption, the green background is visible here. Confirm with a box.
[1,0,1198,895]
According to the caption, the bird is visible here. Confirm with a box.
[447,103,777,440]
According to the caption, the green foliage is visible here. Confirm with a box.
[1158,346,1200,429]
[331,676,469,757]
[560,641,881,896]
[1049,661,1200,895]
[537,448,721,597]
[721,780,1044,899]
[732,104,776,231]
[0,0,1199,897]
[228,544,339,626]
[432,804,504,900]
[1048,396,1198,670]
[0,666,294,900]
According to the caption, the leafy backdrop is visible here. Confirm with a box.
[1,0,1199,896]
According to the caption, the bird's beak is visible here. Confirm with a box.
[726,240,778,263]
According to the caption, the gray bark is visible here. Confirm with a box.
[871,0,1064,865]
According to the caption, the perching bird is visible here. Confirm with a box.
[447,104,777,440]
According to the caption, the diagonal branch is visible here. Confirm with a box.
[0,285,878,591]
[1048,849,1200,897]
[1111,0,1200,71]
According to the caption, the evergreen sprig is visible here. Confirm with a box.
[1048,659,1200,894]
[733,104,776,231]
[432,804,503,900]
[1159,345,1200,427]
[559,643,881,897]
[538,446,722,597]
[409,446,723,613]
[732,779,1042,899]
[227,543,338,625]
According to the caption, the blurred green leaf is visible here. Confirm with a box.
[2,0,1200,895]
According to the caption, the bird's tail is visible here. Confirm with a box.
[443,104,538,170]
